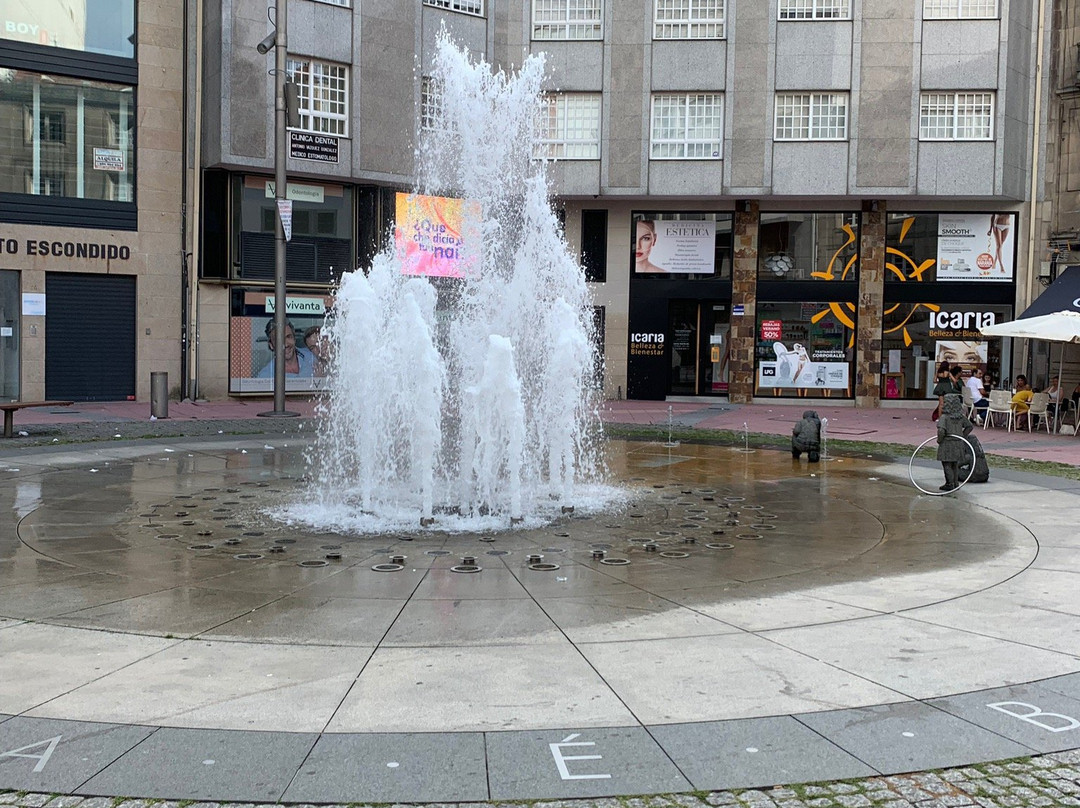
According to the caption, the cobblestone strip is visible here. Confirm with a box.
[2,752,1078,808]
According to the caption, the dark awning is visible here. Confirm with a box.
[1020,265,1080,319]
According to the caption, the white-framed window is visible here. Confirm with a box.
[650,93,723,159]
[309,0,350,6]
[286,57,349,136]
[919,92,994,140]
[774,92,848,140]
[923,0,997,19]
[778,0,851,19]
[532,0,603,40]
[420,76,444,132]
[424,0,484,14]
[537,93,601,159]
[654,0,725,39]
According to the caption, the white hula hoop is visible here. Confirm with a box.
[908,434,977,496]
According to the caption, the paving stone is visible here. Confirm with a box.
[806,799,836,808]
[70,800,111,808]
[804,787,833,797]
[15,795,50,808]
[44,798,83,808]
[830,785,859,795]
[835,796,872,808]
[0,796,17,806]
[706,796,740,807]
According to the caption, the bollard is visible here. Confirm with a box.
[150,372,169,419]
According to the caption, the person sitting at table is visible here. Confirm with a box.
[1010,375,1034,429]
[1045,375,1065,424]
[965,366,989,425]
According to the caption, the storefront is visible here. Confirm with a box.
[881,212,1016,399]
[626,211,733,399]
[620,207,1020,404]
[198,173,389,397]
[754,212,859,399]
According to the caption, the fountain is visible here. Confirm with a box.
[285,35,611,533]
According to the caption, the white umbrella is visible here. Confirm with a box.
[981,310,1080,430]
[980,309,1080,342]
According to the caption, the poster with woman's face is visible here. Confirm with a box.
[633,217,716,274]
[935,340,988,377]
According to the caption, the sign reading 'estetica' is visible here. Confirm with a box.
[0,238,131,260]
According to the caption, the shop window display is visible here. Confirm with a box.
[755,301,854,398]
[881,303,1012,400]
[758,212,858,281]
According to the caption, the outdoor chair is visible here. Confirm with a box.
[1023,392,1052,434]
[961,385,977,421]
[984,390,1013,431]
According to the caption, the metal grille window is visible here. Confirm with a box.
[774,93,848,140]
[778,0,851,19]
[919,92,993,140]
[537,93,601,159]
[420,76,444,132]
[650,93,723,159]
[923,0,997,18]
[654,0,725,39]
[532,0,603,40]
[424,0,484,13]
[286,57,349,136]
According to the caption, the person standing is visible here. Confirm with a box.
[932,361,953,421]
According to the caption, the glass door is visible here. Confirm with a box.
[668,300,731,396]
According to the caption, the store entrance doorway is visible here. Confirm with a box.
[668,300,731,397]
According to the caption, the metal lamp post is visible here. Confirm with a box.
[259,0,298,418]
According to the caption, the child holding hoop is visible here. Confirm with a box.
[937,393,974,492]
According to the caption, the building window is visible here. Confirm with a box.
[538,93,601,159]
[424,0,484,14]
[650,93,723,159]
[758,212,859,281]
[0,0,135,58]
[420,76,443,132]
[580,209,608,282]
[654,0,725,39]
[774,92,848,140]
[286,58,349,136]
[532,0,603,40]
[310,0,350,5]
[923,0,997,19]
[778,0,851,19]
[920,92,993,140]
[1,70,134,203]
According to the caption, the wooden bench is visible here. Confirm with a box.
[0,400,75,438]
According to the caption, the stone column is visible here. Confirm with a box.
[728,201,760,404]
[855,200,886,408]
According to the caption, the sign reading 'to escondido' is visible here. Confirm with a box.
[0,237,131,260]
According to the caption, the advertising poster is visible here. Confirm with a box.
[633,217,716,275]
[710,325,730,394]
[758,341,849,390]
[935,340,988,378]
[229,294,333,393]
[395,192,482,279]
[937,213,1015,282]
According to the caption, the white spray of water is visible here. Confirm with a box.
[281,34,612,533]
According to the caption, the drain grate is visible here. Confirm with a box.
[540,547,566,554]
[156,533,179,539]
[299,560,329,568]
[320,544,342,550]
[705,542,734,550]
[737,533,763,540]
[599,557,630,566]
[188,544,214,550]
[529,562,560,571]
[660,551,690,559]
[234,553,263,560]
[450,564,481,573]
[372,563,403,572]
[486,550,509,556]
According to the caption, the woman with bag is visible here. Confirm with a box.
[932,361,955,421]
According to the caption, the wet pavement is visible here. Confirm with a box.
[0,424,1078,803]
